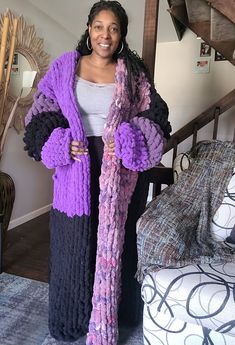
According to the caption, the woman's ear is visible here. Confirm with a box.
[88,26,91,35]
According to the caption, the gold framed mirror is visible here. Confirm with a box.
[0,10,50,132]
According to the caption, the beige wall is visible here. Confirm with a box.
[155,30,235,166]
[26,0,145,56]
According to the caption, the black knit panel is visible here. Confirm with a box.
[49,208,96,341]
[119,172,149,326]
[138,89,172,139]
[23,111,69,161]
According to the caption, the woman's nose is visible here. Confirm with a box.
[102,28,111,38]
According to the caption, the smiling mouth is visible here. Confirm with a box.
[99,43,110,48]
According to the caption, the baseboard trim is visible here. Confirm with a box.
[8,204,52,230]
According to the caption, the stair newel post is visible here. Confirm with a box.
[172,137,179,166]
[192,122,198,147]
[212,106,220,140]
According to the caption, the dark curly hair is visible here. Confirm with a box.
[76,0,152,102]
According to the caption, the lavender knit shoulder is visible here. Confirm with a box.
[25,90,60,126]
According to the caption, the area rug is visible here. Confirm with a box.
[0,273,143,345]
[0,272,48,345]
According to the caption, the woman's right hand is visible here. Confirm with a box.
[70,140,88,161]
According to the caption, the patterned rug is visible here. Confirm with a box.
[0,273,143,345]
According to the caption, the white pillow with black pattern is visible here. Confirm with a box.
[173,152,191,183]
[211,168,235,242]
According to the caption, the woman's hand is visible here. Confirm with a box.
[70,140,88,161]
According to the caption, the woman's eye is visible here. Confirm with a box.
[110,27,118,33]
[94,25,102,31]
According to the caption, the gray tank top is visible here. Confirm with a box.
[75,76,115,137]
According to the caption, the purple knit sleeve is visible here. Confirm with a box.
[41,127,73,169]
[115,116,165,171]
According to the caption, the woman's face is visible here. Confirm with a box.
[88,10,121,59]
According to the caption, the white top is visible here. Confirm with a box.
[75,76,115,137]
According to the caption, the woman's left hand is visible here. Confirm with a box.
[70,140,88,161]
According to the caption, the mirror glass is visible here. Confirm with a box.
[6,52,32,98]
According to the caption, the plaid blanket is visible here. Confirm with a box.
[136,140,235,282]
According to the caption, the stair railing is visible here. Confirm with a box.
[164,89,235,165]
[145,89,235,199]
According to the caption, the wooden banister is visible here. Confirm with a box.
[165,89,235,153]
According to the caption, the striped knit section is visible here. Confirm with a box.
[23,111,69,161]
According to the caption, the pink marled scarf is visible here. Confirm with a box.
[86,60,150,345]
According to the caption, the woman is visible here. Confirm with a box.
[23,1,171,344]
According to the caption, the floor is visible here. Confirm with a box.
[2,213,144,345]
[3,212,50,282]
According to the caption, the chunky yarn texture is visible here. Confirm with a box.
[41,127,73,168]
[115,117,165,171]
[24,51,171,345]
[23,111,69,161]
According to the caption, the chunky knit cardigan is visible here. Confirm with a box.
[24,51,171,345]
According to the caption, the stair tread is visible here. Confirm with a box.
[209,0,235,25]
[185,0,210,23]
[211,8,235,41]
[169,3,235,65]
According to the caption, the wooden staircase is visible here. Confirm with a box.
[168,0,235,64]
[142,0,235,199]
[166,0,235,158]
